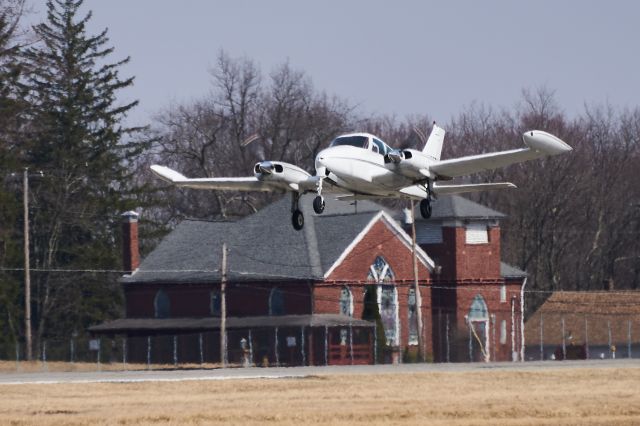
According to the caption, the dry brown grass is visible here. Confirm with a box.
[1,367,640,425]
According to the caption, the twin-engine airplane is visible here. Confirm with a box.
[151,124,572,230]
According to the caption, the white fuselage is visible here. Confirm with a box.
[314,133,432,197]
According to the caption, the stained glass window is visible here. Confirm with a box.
[340,286,353,317]
[469,294,489,320]
[408,288,418,345]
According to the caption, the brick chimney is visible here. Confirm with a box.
[121,211,140,273]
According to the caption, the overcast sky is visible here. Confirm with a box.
[25,0,640,127]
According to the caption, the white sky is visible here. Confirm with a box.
[25,0,640,127]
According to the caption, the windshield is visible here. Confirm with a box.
[330,136,369,149]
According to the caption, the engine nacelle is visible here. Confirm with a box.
[386,149,435,179]
[254,160,311,187]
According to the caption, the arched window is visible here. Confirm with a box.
[154,290,170,319]
[269,287,284,316]
[366,256,398,346]
[408,288,418,345]
[469,294,489,321]
[339,286,353,317]
[367,256,394,283]
[210,290,221,316]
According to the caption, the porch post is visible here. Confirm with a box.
[248,329,254,366]
[349,323,354,365]
[324,325,329,366]
[301,326,306,366]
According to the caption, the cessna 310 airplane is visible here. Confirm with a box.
[151,124,572,230]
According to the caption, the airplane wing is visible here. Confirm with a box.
[432,182,517,195]
[430,131,572,179]
[150,165,281,191]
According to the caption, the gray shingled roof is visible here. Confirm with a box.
[500,262,527,278]
[124,195,385,284]
[414,195,505,221]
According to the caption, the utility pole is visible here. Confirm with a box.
[23,168,32,361]
[220,242,227,367]
[410,201,425,361]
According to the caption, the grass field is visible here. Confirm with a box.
[1,367,640,425]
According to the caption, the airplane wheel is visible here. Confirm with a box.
[292,209,304,230]
[313,195,325,214]
[420,199,432,219]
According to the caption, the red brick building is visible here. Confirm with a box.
[91,195,526,365]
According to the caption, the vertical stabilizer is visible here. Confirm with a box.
[422,123,446,161]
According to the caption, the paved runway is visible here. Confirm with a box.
[0,359,637,385]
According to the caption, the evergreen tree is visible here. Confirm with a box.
[0,1,28,357]
[22,0,149,345]
[362,284,387,363]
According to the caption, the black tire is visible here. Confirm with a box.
[313,195,325,214]
[419,199,432,219]
[292,209,304,230]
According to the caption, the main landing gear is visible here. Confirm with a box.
[419,180,433,219]
[419,198,432,219]
[291,192,304,231]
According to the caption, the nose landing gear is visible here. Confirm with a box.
[313,177,325,214]
[313,195,325,214]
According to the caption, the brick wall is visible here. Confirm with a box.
[320,217,433,354]
[125,281,312,318]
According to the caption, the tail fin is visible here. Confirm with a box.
[422,123,446,161]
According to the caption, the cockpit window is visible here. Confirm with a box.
[372,138,388,155]
[330,136,369,149]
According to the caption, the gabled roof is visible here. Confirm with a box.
[124,195,429,284]
[525,291,640,345]
[413,195,505,221]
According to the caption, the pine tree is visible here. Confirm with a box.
[0,1,28,357]
[22,0,150,345]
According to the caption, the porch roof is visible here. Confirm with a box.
[89,314,375,335]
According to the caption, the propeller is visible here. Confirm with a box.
[240,133,273,162]
[384,123,433,164]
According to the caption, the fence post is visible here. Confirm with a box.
[199,333,204,366]
[173,335,178,367]
[584,316,589,360]
[561,317,566,361]
[70,338,75,364]
[491,314,496,362]
[540,314,544,361]
[122,337,127,370]
[15,343,20,372]
[42,341,47,371]
[445,313,450,363]
[349,323,354,365]
[607,320,612,359]
[248,330,253,366]
[147,336,151,369]
[325,325,329,366]
[628,320,632,359]
[468,319,473,362]
[274,327,279,366]
[373,323,377,365]
[300,326,306,366]
[97,338,101,370]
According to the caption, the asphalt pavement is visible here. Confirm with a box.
[0,358,637,385]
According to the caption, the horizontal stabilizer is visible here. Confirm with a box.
[432,182,517,195]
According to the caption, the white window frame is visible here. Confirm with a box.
[465,222,489,244]
[500,319,507,345]
[500,285,507,303]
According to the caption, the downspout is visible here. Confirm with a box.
[520,277,527,362]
